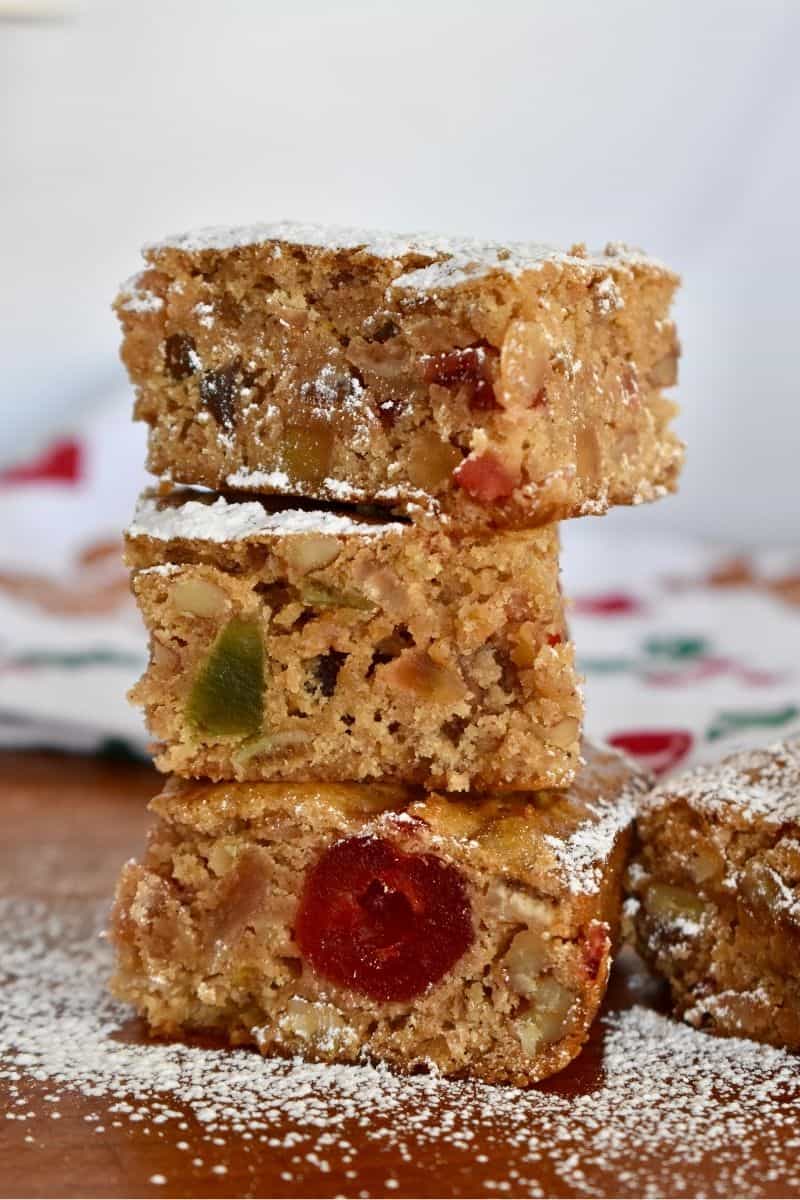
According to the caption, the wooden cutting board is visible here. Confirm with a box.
[1,751,798,1200]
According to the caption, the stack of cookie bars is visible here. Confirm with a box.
[110,224,682,1084]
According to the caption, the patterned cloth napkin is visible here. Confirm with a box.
[2,405,799,779]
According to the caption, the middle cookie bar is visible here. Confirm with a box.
[126,489,582,791]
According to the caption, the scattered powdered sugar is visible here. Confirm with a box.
[593,275,624,315]
[145,221,669,295]
[117,273,164,314]
[2,900,799,1197]
[543,793,636,895]
[643,736,800,826]
[225,467,292,491]
[127,493,400,544]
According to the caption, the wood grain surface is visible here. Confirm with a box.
[1,751,798,1200]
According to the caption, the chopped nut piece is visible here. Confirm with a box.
[283,535,342,575]
[380,649,466,705]
[499,321,550,410]
[504,928,550,996]
[170,577,229,618]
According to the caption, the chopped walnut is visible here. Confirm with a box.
[170,576,229,618]
[499,321,550,409]
[346,336,410,380]
[283,535,342,575]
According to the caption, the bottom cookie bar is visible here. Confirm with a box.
[626,738,800,1049]
[111,743,645,1085]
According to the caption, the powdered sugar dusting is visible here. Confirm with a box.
[117,273,164,314]
[544,793,636,895]
[145,221,670,294]
[643,736,800,825]
[127,494,400,544]
[2,902,799,1198]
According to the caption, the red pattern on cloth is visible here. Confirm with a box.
[0,439,84,486]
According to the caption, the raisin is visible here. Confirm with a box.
[199,364,240,429]
[295,836,473,1001]
[422,342,499,411]
[307,650,347,698]
[164,333,198,381]
[372,318,400,344]
[186,617,263,736]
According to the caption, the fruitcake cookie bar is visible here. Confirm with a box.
[115,223,682,530]
[126,489,581,791]
[626,738,800,1049]
[111,742,645,1085]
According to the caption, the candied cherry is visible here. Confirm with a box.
[581,921,610,981]
[453,451,517,503]
[295,835,473,1001]
[422,343,499,411]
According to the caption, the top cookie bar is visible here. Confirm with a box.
[116,222,683,530]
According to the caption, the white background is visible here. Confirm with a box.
[1,0,798,542]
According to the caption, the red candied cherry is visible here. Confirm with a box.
[294,836,473,1002]
[582,921,610,981]
[453,451,517,503]
[422,343,499,411]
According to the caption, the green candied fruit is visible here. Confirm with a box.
[300,581,373,611]
[187,617,264,737]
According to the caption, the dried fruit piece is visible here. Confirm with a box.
[380,649,465,705]
[644,882,706,923]
[164,333,198,381]
[406,431,463,491]
[295,835,474,1001]
[422,342,499,411]
[581,922,609,980]
[282,420,335,486]
[187,617,263,736]
[307,649,348,697]
[454,451,517,503]
[300,581,373,611]
[200,364,239,429]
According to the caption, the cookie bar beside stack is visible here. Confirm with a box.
[116,223,682,531]
[126,489,581,791]
[111,743,646,1085]
[626,738,800,1050]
